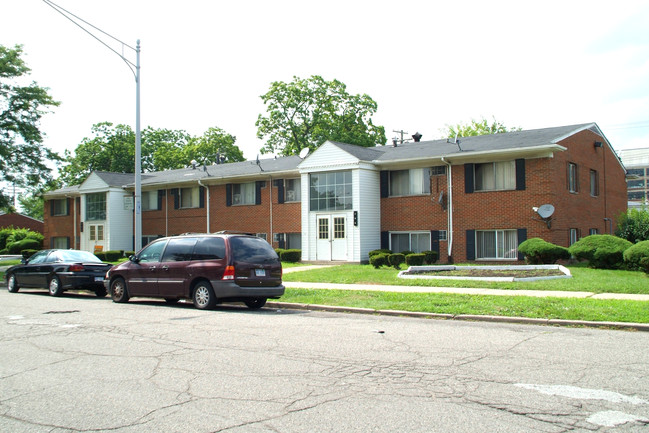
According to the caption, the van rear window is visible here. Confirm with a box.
[230,236,278,263]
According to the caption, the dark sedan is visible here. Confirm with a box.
[5,249,113,297]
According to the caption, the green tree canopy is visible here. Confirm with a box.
[256,75,386,156]
[59,123,244,185]
[442,117,521,138]
[0,44,60,208]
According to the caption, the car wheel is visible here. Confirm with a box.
[164,298,179,305]
[244,298,267,309]
[49,275,64,297]
[95,287,108,298]
[7,274,19,293]
[192,281,216,310]
[110,277,129,303]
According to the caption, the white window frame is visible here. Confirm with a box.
[476,229,518,260]
[570,228,579,245]
[86,193,106,221]
[285,178,301,202]
[89,224,104,241]
[232,182,256,205]
[52,199,68,216]
[389,168,431,196]
[180,187,200,209]
[438,230,448,241]
[389,231,431,253]
[475,161,516,191]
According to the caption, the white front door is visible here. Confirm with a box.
[316,215,347,261]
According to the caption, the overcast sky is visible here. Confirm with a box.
[3,0,649,169]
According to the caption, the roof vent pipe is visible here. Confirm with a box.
[412,132,422,142]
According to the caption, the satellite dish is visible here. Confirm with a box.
[537,204,555,219]
[299,148,310,159]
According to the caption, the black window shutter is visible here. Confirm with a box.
[517,228,527,261]
[275,179,285,204]
[50,201,55,216]
[381,231,389,250]
[157,189,165,210]
[466,229,476,260]
[170,188,179,209]
[255,181,263,205]
[66,198,70,216]
[199,186,205,208]
[226,184,232,207]
[66,237,70,249]
[465,164,475,194]
[430,230,440,258]
[515,159,526,191]
[380,171,389,198]
[278,234,285,249]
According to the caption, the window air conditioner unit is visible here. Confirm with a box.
[233,194,241,205]
[286,190,296,201]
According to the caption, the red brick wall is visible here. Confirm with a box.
[43,197,80,249]
[0,213,44,233]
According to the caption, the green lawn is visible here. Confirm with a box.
[282,263,649,294]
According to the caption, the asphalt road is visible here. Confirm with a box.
[1,289,649,432]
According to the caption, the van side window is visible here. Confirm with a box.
[161,238,197,262]
[192,237,226,260]
[138,240,167,263]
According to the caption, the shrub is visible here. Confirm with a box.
[369,249,391,258]
[388,253,405,269]
[0,227,14,250]
[400,250,414,256]
[124,251,135,257]
[616,208,649,243]
[421,250,438,264]
[275,248,285,257]
[518,238,570,264]
[641,257,649,274]
[8,238,41,254]
[569,234,632,269]
[405,253,425,266]
[280,249,301,263]
[103,250,123,262]
[623,240,649,271]
[21,249,39,260]
[95,252,106,261]
[369,253,389,269]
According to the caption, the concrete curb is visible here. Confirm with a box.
[267,301,649,332]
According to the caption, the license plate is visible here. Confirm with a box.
[255,269,266,277]
[94,277,104,282]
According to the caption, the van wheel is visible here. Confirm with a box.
[110,277,129,303]
[193,281,216,310]
[244,298,267,309]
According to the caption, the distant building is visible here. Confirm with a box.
[619,148,649,210]
[43,123,627,263]
[0,212,44,234]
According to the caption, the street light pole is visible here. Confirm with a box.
[134,40,142,252]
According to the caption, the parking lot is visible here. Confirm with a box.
[2,289,649,432]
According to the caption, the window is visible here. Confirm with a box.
[438,230,448,241]
[232,182,256,205]
[568,163,579,193]
[285,178,301,202]
[256,233,267,242]
[192,237,225,260]
[180,187,200,208]
[142,235,161,247]
[142,191,159,211]
[430,166,446,176]
[628,180,645,189]
[310,171,352,211]
[590,170,599,197]
[51,236,69,249]
[52,199,68,216]
[627,168,645,177]
[138,240,167,263]
[286,233,301,249]
[569,228,579,245]
[628,191,646,201]
[390,232,431,253]
[475,161,516,191]
[589,228,599,235]
[86,193,106,221]
[389,168,431,196]
[161,237,197,262]
[318,218,329,239]
[333,217,345,239]
[476,230,518,259]
[89,224,104,241]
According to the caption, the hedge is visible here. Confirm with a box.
[279,249,301,263]
[369,249,391,258]
[568,234,632,269]
[623,240,649,271]
[518,238,570,264]
[8,238,42,254]
[388,253,405,269]
[405,253,425,266]
[421,250,438,264]
[21,249,39,260]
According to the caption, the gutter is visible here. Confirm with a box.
[440,157,453,261]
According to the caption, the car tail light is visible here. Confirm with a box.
[223,265,235,280]
[69,264,85,272]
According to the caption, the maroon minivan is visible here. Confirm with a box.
[105,232,284,310]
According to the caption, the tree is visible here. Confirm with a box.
[616,207,649,243]
[59,123,244,185]
[256,75,386,156]
[0,44,60,208]
[442,117,521,138]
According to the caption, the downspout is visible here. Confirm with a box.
[165,188,169,237]
[197,180,210,233]
[269,175,273,244]
[441,157,453,261]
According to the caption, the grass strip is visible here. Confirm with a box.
[281,288,649,324]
